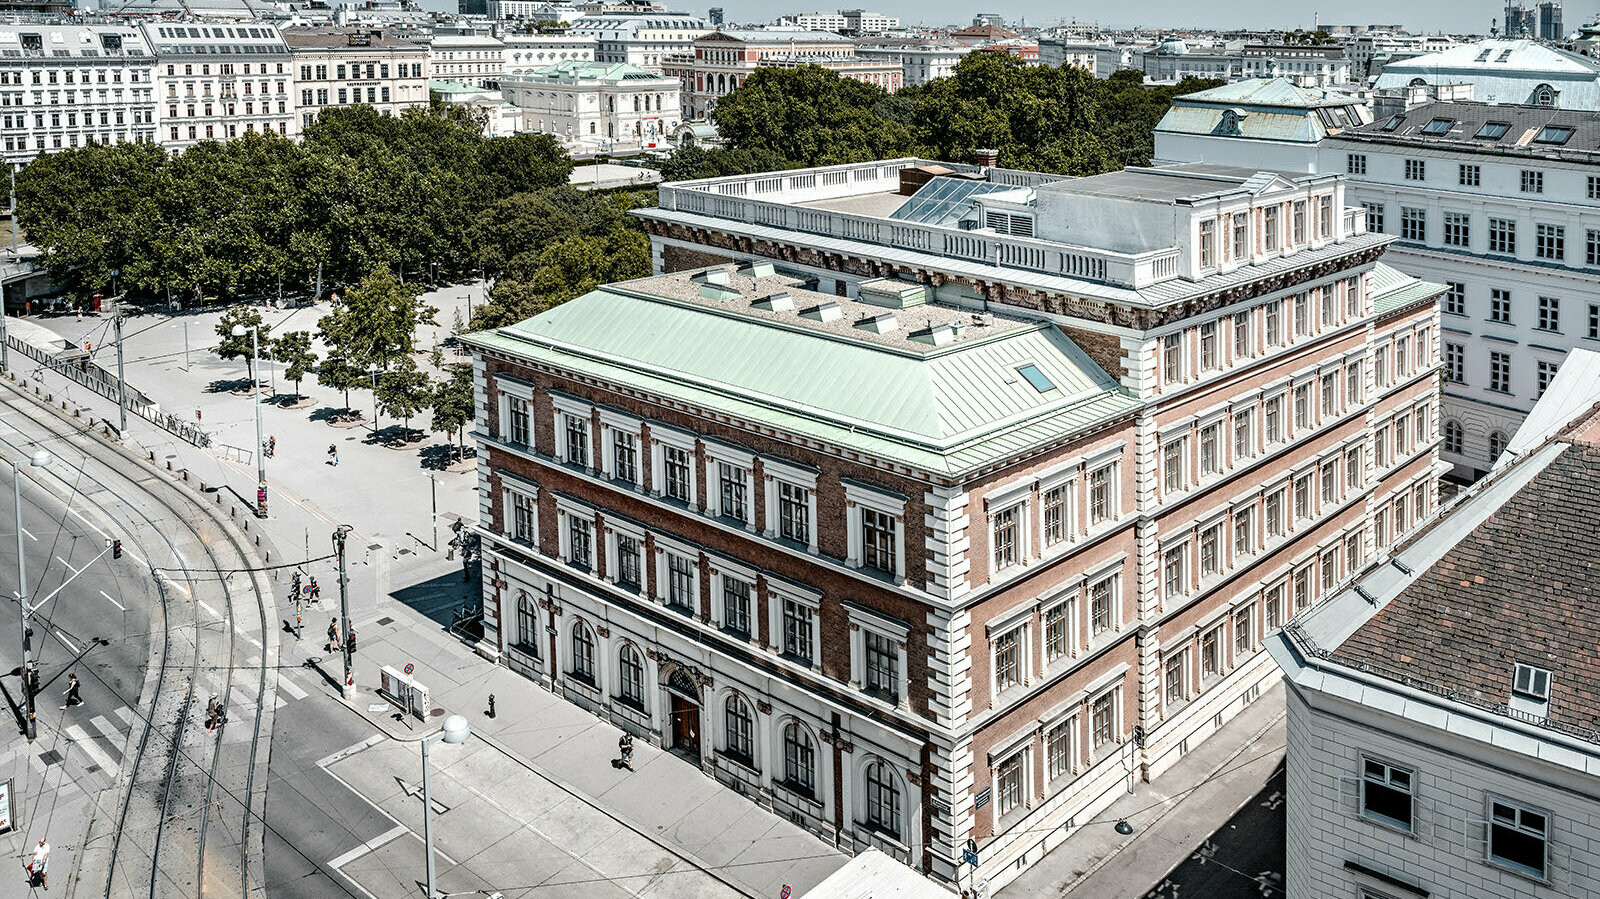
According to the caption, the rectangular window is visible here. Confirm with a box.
[666,554,695,612]
[1589,230,1600,267]
[564,414,589,467]
[1538,295,1560,332]
[1590,303,1600,340]
[1491,351,1512,394]
[1265,396,1283,444]
[1198,218,1215,269]
[612,431,638,484]
[993,629,1021,692]
[1320,289,1335,328]
[1294,475,1311,521]
[1403,159,1425,181]
[663,446,692,503]
[1459,163,1480,187]
[777,481,810,545]
[864,631,899,701]
[1294,383,1310,430]
[1265,301,1283,346]
[781,598,813,663]
[615,534,641,588]
[992,505,1020,571]
[1365,204,1384,234]
[1090,577,1114,636]
[1091,692,1115,750]
[1294,295,1309,336]
[1320,459,1337,505]
[1231,213,1248,260]
[1233,410,1253,460]
[1262,206,1279,251]
[506,396,530,445]
[1520,169,1543,193]
[1346,153,1366,175]
[861,508,897,575]
[1163,545,1186,600]
[1089,465,1113,524]
[1199,321,1218,370]
[1265,584,1284,629]
[1163,439,1185,494]
[1164,651,1186,706]
[723,577,751,637]
[1591,175,1600,200]
[1233,607,1252,656]
[1489,800,1549,879]
[1321,372,1338,419]
[1537,360,1559,399]
[717,463,749,523]
[1442,212,1469,247]
[511,492,537,543]
[1536,224,1564,261]
[1360,757,1414,832]
[1233,313,1251,359]
[1400,207,1426,242]
[1444,281,1465,316]
[1346,447,1362,488]
[567,515,592,568]
[1200,423,1220,476]
[1265,490,1284,537]
[1491,288,1512,323]
[1046,719,1074,780]
[996,753,1023,817]
[1163,332,1183,384]
[1199,524,1220,577]
[1444,342,1464,383]
[1233,507,1253,556]
[1043,484,1068,546]
[1488,218,1516,255]
[1292,201,1306,245]
[1200,628,1221,680]
[1044,603,1068,661]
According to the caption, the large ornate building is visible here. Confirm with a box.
[467,158,1445,889]
[0,23,158,166]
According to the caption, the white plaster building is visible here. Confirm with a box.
[854,38,969,86]
[788,11,847,31]
[501,59,678,150]
[1323,102,1600,478]
[0,24,158,166]
[490,0,580,20]
[1373,39,1600,110]
[1154,78,1371,173]
[1133,40,1353,88]
[142,21,294,151]
[501,32,597,75]
[568,10,711,72]
[428,32,505,87]
[1269,360,1600,899]
[1037,39,1103,73]
[284,28,429,130]
[840,10,898,34]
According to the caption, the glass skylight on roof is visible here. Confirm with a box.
[889,177,1018,227]
[1421,117,1454,135]
[1474,121,1510,140]
[1380,115,1405,132]
[1533,125,1573,145]
[1017,364,1056,393]
[1474,49,1492,62]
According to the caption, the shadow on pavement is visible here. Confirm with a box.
[390,568,478,628]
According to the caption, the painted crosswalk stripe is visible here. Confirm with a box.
[90,715,123,750]
[64,724,118,773]
[277,676,308,701]
[54,629,79,653]
[112,706,134,726]
[99,590,126,611]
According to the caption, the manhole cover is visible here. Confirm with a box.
[368,544,382,551]
[165,454,178,460]
[376,617,394,626]
[398,548,412,556]
[430,708,446,718]
[39,749,63,766]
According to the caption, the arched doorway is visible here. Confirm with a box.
[666,667,701,762]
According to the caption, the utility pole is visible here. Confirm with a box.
[430,474,437,551]
[335,525,354,699]
[12,450,48,741]
[113,304,127,434]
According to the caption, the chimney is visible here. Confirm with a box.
[972,147,1000,168]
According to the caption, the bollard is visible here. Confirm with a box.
[231,506,236,519]
[166,460,172,471]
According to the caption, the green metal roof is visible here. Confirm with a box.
[466,281,1137,477]
[1369,261,1445,315]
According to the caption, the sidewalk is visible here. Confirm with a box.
[997,683,1285,898]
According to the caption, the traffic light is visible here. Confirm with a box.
[112,539,122,559]
[346,631,357,656]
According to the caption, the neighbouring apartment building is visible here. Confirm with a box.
[142,20,293,151]
[853,38,969,86]
[501,59,679,149]
[284,28,429,129]
[1325,102,1600,478]
[568,10,711,72]
[673,28,900,119]
[428,32,505,87]
[501,32,597,75]
[467,156,1445,888]
[1269,350,1600,899]
[0,23,158,167]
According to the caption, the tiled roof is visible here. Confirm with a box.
[1332,435,1600,735]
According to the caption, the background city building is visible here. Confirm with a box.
[500,32,597,75]
[428,32,505,88]
[673,28,899,119]
[501,58,678,149]
[284,28,430,129]
[143,20,293,151]
[0,23,158,167]
[567,9,711,72]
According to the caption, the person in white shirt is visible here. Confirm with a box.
[27,838,48,889]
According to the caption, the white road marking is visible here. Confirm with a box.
[328,824,408,870]
[55,555,81,576]
[20,527,34,541]
[89,714,122,745]
[112,705,134,726]
[54,629,79,653]
[66,507,108,539]
[99,590,125,611]
[64,724,118,773]
[277,676,308,701]
[198,599,221,619]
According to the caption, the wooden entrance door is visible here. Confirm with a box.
[670,692,700,761]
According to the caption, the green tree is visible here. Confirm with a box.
[214,306,274,381]
[316,349,367,418]
[318,266,436,376]
[429,362,475,460]
[657,144,794,181]
[375,357,432,439]
[273,330,318,399]
[467,279,552,331]
[712,66,916,165]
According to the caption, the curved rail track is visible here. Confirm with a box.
[0,381,276,899]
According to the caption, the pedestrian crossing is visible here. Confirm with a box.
[40,666,319,778]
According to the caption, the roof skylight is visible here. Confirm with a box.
[1017,364,1056,393]
[1420,117,1455,135]
[1533,125,1573,145]
[1380,114,1405,132]
[1474,121,1510,140]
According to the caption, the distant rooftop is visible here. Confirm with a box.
[1335,100,1600,161]
[700,28,852,43]
[1175,77,1366,110]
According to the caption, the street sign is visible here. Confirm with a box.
[0,777,12,835]
[963,848,980,867]
[301,584,315,598]
[974,787,991,809]
[404,663,415,676]
[780,886,791,899]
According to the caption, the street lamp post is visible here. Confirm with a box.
[421,714,471,898]
[12,449,49,741]
[231,324,267,518]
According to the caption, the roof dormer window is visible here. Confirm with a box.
[1512,663,1551,700]
[1533,125,1573,145]
[1474,121,1510,140]
[1379,114,1404,132]
[1420,117,1454,136]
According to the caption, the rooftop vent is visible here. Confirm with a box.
[857,278,927,310]
[800,301,843,323]
[692,266,733,287]
[972,311,995,327]
[737,261,776,279]
[752,291,794,312]
[854,312,899,334]
[908,322,957,346]
[698,283,742,302]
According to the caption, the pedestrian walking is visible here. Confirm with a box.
[204,694,222,731]
[617,733,635,772]
[326,618,339,654]
[60,673,81,709]
[327,444,338,466]
[26,837,48,889]
[309,576,320,603]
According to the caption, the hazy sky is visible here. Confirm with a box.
[671,1,1598,35]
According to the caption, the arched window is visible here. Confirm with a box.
[1534,84,1555,107]
[782,722,815,797]
[617,643,644,706]
[864,759,901,839]
[724,693,754,764]
[1443,419,1464,455]
[517,592,539,654]
[1488,430,1508,462]
[571,620,596,683]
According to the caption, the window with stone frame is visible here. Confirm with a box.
[1294,383,1310,430]
[992,504,1021,572]
[1162,332,1184,384]
[1265,489,1285,538]
[1044,601,1070,662]
[1321,372,1338,419]
[509,490,537,544]
[724,694,754,764]
[662,445,693,504]
[1233,506,1254,556]
[1488,799,1549,879]
[722,575,752,638]
[1233,606,1252,657]
[1265,301,1283,346]
[1090,690,1116,751]
[1200,627,1222,680]
[716,462,749,523]
[861,507,897,575]
[1233,409,1253,460]
[1444,281,1465,316]
[1046,718,1075,781]
[1199,321,1218,370]
[996,751,1024,817]
[1321,459,1337,505]
[1163,544,1187,601]
[776,481,810,545]
[782,723,815,797]
[570,621,596,683]
[1536,224,1565,261]
[1490,288,1512,323]
[993,627,1022,693]
[864,630,899,702]
[1163,438,1186,495]
[1265,583,1285,630]
[1090,575,1115,637]
[567,514,593,569]
[611,430,639,485]
[1164,650,1187,707]
[617,644,644,707]
[1042,483,1070,546]
[1265,396,1284,444]
[665,552,695,613]
[506,395,531,445]
[1198,218,1216,269]
[517,594,540,654]
[864,760,902,838]
[1442,211,1469,247]
[781,597,814,663]
[1233,313,1251,359]
[563,413,590,467]
[1199,523,1221,578]
[1345,363,1362,405]
[1488,217,1516,255]
[1200,423,1221,476]
[1231,213,1248,260]
[1089,464,1115,524]
[615,534,642,589]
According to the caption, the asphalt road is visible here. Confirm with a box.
[1141,763,1287,899]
